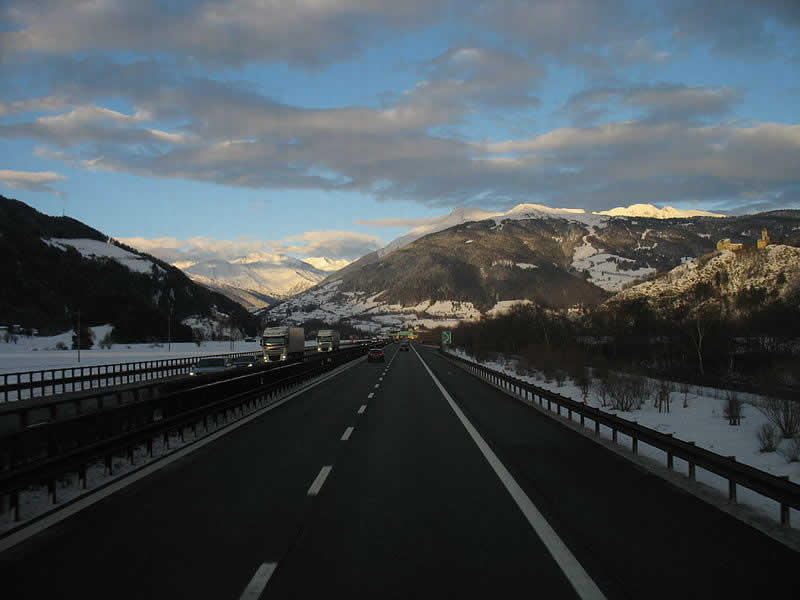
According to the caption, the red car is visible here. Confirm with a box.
[367,348,385,362]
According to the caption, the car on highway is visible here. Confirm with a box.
[189,357,232,376]
[367,347,385,362]
[399,341,410,351]
[231,355,258,368]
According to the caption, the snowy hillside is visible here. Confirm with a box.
[44,238,162,275]
[609,244,800,314]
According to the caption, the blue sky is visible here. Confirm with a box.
[1,1,799,266]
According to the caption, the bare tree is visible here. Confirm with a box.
[756,397,800,438]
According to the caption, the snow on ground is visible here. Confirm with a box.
[0,326,262,375]
[571,236,656,292]
[486,300,532,317]
[44,238,160,275]
[594,204,726,219]
[448,347,800,526]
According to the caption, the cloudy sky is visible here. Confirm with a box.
[1,1,799,266]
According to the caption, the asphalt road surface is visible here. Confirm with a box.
[1,343,796,599]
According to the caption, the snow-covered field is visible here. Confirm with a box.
[0,325,263,376]
[448,348,799,528]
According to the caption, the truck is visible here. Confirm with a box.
[316,329,340,352]
[261,326,305,362]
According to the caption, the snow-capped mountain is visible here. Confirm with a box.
[262,207,800,331]
[595,204,727,219]
[1,195,259,341]
[377,206,502,257]
[182,251,327,310]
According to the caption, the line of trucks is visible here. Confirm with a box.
[261,326,340,362]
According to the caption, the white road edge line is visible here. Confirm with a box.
[307,466,333,496]
[358,404,366,414]
[239,562,277,600]
[412,346,607,600]
[0,355,367,554]
[341,426,354,441]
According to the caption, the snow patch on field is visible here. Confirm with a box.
[487,300,532,316]
[571,237,656,292]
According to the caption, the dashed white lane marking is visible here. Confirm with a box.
[412,347,607,600]
[0,355,368,554]
[358,404,366,414]
[307,466,333,497]
[368,392,374,399]
[374,383,380,388]
[379,377,383,381]
[239,562,277,600]
[341,427,354,441]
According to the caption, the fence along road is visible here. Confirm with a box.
[1,343,797,600]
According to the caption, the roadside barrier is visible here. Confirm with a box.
[442,349,800,529]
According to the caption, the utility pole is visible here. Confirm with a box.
[167,303,172,353]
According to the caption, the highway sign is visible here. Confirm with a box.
[441,331,452,345]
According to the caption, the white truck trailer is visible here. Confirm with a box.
[316,329,340,352]
[262,326,305,362]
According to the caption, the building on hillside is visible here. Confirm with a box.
[716,238,744,251]
[757,228,770,249]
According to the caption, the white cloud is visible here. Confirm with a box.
[0,169,66,194]
[119,229,383,267]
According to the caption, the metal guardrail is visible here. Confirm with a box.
[0,339,376,403]
[0,350,263,402]
[0,343,370,524]
[443,349,800,528]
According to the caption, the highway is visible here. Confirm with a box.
[1,343,796,599]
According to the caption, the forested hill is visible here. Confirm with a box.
[0,195,259,342]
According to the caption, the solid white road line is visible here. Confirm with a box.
[0,355,367,553]
[341,427,354,441]
[358,404,366,414]
[368,392,374,399]
[307,466,333,497]
[412,347,607,600]
[239,562,277,600]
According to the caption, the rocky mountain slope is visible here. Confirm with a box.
[0,195,259,342]
[262,205,800,332]
[608,244,800,317]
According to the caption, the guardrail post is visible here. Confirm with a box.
[48,479,57,504]
[105,454,112,476]
[595,420,600,436]
[612,428,617,443]
[11,490,20,521]
[632,435,638,455]
[147,438,154,457]
[79,465,87,489]
[580,413,585,427]
[687,442,696,480]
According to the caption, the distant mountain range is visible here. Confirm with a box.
[261,204,800,332]
[180,251,330,310]
[0,195,259,342]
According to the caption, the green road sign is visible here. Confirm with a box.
[441,331,452,344]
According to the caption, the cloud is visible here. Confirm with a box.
[355,216,440,228]
[278,230,383,259]
[1,0,453,67]
[0,169,65,194]
[120,230,383,265]
[564,83,741,124]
